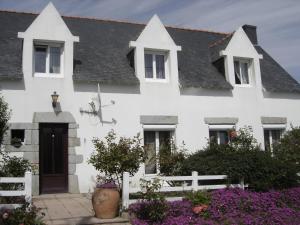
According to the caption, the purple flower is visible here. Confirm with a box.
[129,187,300,225]
[96,181,118,189]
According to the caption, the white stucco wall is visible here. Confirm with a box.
[1,3,300,193]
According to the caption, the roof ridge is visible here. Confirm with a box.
[0,9,230,35]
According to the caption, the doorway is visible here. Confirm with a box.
[39,123,68,194]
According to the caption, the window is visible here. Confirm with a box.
[144,130,172,174]
[209,130,232,145]
[11,129,25,146]
[34,43,63,77]
[144,52,166,80]
[234,59,250,85]
[264,129,284,151]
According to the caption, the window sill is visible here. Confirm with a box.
[34,73,64,78]
[234,84,252,88]
[145,78,169,83]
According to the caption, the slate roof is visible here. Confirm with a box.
[0,11,26,80]
[0,10,299,93]
[255,46,300,93]
[209,33,233,62]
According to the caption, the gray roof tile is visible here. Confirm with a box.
[255,46,300,93]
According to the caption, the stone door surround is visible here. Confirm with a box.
[3,112,82,195]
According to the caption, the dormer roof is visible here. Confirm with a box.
[0,10,299,93]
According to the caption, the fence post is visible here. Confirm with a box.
[122,172,130,209]
[240,177,245,190]
[24,171,32,204]
[192,171,198,192]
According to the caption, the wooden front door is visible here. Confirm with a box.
[39,123,68,194]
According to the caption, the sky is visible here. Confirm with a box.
[0,0,299,82]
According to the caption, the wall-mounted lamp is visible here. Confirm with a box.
[51,91,59,107]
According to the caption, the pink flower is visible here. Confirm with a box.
[192,204,208,214]
[2,212,9,219]
[230,130,237,139]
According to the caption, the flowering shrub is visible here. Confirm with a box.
[129,200,168,223]
[208,188,300,224]
[96,181,118,189]
[0,203,45,225]
[130,178,169,223]
[129,187,300,225]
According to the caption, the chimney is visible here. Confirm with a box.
[242,24,258,45]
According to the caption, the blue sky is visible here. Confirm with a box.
[0,0,299,82]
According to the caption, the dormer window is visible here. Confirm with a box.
[144,51,167,81]
[234,58,251,85]
[34,42,64,77]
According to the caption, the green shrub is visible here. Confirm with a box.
[181,127,299,191]
[185,190,211,206]
[159,141,187,176]
[0,155,31,177]
[0,156,32,203]
[133,178,168,222]
[0,94,10,146]
[273,126,300,171]
[88,130,146,190]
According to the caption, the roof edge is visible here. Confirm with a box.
[0,9,230,35]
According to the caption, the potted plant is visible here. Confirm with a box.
[11,137,22,148]
[88,130,146,219]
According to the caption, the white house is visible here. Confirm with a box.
[1,3,300,195]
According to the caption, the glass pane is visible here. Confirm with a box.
[34,46,47,73]
[144,54,153,78]
[159,131,171,174]
[144,131,156,174]
[50,47,61,74]
[264,130,271,151]
[234,61,241,84]
[156,55,165,79]
[219,131,229,144]
[271,130,281,144]
[209,130,218,144]
[159,131,171,153]
[241,62,249,84]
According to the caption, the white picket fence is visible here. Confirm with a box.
[0,171,32,209]
[122,171,245,209]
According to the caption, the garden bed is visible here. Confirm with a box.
[129,187,300,225]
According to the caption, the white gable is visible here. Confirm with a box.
[18,2,78,42]
[130,15,180,50]
[220,27,263,90]
[223,27,261,58]
[136,15,176,48]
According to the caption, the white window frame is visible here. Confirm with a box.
[143,126,175,176]
[233,58,252,87]
[33,41,64,78]
[208,125,235,145]
[263,124,286,152]
[144,50,169,83]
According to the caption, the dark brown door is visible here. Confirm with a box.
[39,123,68,194]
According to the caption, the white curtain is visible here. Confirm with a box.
[50,47,61,73]
[156,55,165,79]
[234,61,241,84]
[241,62,249,84]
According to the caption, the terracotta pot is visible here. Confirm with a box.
[92,187,120,219]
